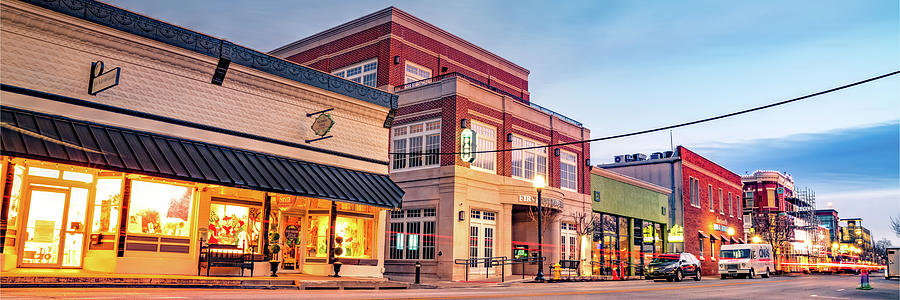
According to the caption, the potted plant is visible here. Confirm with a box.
[268,232,281,277]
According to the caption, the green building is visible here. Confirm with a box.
[590,168,671,276]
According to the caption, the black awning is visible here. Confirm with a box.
[0,106,403,208]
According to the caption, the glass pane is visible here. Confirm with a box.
[62,232,84,267]
[22,189,66,265]
[335,216,374,259]
[67,188,88,230]
[28,167,59,178]
[307,215,330,257]
[62,171,93,183]
[126,181,193,236]
[8,165,24,228]
[208,203,250,247]
[92,179,122,233]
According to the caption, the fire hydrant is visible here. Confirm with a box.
[552,263,562,280]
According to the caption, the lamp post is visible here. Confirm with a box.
[533,175,546,282]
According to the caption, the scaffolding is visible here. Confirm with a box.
[786,187,823,271]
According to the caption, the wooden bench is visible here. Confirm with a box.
[197,244,254,277]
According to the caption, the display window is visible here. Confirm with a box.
[306,215,330,258]
[126,180,193,237]
[7,164,24,229]
[92,178,123,234]
[334,216,374,258]
[208,202,261,252]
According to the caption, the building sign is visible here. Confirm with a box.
[716,216,728,225]
[311,114,335,137]
[518,195,564,209]
[713,223,729,233]
[776,187,785,195]
[275,195,296,210]
[460,128,476,163]
[667,224,684,243]
[88,61,120,95]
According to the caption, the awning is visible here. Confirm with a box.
[0,106,403,208]
[709,234,719,241]
[730,237,738,244]
[698,231,709,238]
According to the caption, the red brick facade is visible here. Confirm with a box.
[679,147,744,276]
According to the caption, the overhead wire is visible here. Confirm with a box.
[388,70,900,155]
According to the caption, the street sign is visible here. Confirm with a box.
[88,61,120,95]
[460,128,476,163]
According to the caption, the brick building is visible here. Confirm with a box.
[599,146,744,276]
[1,0,403,277]
[271,7,592,281]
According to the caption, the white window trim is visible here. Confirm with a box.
[404,61,432,84]
[559,150,578,192]
[708,184,714,212]
[688,177,701,208]
[510,134,548,183]
[469,121,497,174]
[332,58,378,87]
[389,207,437,260]
[391,119,441,172]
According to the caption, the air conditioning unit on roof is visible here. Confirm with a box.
[633,153,647,161]
[651,152,664,159]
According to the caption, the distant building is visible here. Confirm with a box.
[599,146,744,276]
[839,218,874,263]
[815,209,840,245]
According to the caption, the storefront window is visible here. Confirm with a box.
[208,203,261,252]
[91,178,122,233]
[126,181,193,236]
[307,215,329,258]
[334,216,374,259]
[7,164,24,229]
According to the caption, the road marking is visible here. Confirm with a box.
[364,279,796,300]
[836,288,844,291]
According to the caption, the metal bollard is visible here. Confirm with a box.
[415,261,421,284]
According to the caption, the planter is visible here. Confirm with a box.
[332,261,343,277]
[269,261,280,277]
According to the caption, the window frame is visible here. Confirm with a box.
[469,121,497,174]
[332,58,378,87]
[208,199,263,253]
[559,150,578,192]
[708,184,714,211]
[391,119,441,172]
[404,61,432,84]
[718,188,724,215]
[510,135,548,182]
[388,207,437,260]
[728,192,733,216]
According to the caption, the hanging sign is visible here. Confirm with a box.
[460,128,476,163]
[311,113,335,137]
[88,61,120,95]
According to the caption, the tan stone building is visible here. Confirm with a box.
[0,0,402,277]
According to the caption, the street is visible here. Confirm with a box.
[2,274,897,300]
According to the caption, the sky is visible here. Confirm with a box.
[105,0,899,244]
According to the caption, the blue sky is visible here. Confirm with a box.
[106,0,899,243]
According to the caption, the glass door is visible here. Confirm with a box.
[281,214,302,271]
[62,187,89,267]
[19,186,69,268]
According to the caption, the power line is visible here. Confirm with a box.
[389,70,900,155]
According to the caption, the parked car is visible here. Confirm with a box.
[646,253,702,282]
[718,244,774,279]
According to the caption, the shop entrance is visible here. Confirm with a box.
[18,183,89,268]
[279,214,303,272]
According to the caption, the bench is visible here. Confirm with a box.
[558,259,580,279]
[197,244,254,277]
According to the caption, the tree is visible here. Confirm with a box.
[874,238,893,264]
[568,211,599,275]
[891,214,900,237]
[752,211,794,271]
[525,205,562,237]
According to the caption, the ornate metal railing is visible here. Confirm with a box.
[394,72,582,126]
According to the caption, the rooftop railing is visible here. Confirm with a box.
[394,72,582,126]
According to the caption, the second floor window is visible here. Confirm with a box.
[718,188,724,214]
[392,120,441,170]
[470,122,496,173]
[405,62,432,84]
[559,150,577,191]
[511,135,547,182]
[332,59,377,87]
[688,177,699,207]
[708,184,713,211]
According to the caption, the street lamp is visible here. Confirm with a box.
[751,236,762,244]
[533,174,546,282]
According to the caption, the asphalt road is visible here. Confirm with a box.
[2,274,898,299]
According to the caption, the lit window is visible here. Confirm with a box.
[332,59,378,87]
[334,216,375,258]
[307,215,330,258]
[391,119,441,171]
[126,181,193,237]
[511,135,546,181]
[92,178,122,234]
[28,167,59,178]
[62,171,93,183]
[559,151,578,191]
[470,122,496,173]
[209,202,261,252]
[7,165,24,229]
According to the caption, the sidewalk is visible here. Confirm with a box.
[0,269,408,290]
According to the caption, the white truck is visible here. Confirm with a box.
[886,247,899,280]
[718,244,775,279]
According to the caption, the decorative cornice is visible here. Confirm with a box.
[18,0,398,109]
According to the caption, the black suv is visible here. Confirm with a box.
[646,253,702,282]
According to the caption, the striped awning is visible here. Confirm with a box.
[1,106,403,208]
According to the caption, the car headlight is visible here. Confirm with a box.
[741,263,747,268]
[719,264,725,269]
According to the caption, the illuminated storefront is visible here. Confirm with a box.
[1,0,403,277]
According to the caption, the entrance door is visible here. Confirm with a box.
[280,214,302,271]
[469,210,496,275]
[18,184,89,268]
